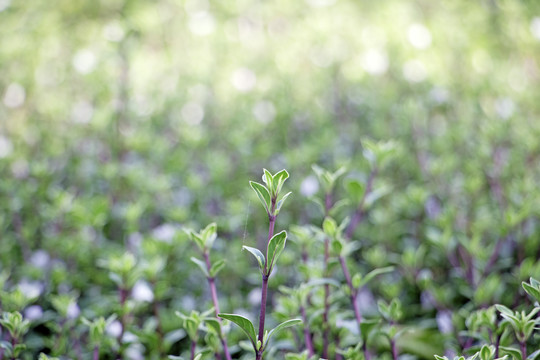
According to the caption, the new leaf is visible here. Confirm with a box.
[218,313,257,348]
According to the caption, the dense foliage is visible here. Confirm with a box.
[1,0,540,359]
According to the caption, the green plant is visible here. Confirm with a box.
[186,223,231,360]
[0,311,31,359]
[219,169,301,360]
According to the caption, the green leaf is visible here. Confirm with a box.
[322,217,337,237]
[352,273,362,289]
[495,304,514,317]
[210,259,226,277]
[190,257,209,277]
[250,181,271,213]
[264,319,302,350]
[522,280,540,302]
[205,318,222,335]
[275,191,292,215]
[262,169,274,189]
[480,345,492,360]
[304,278,341,288]
[500,346,521,360]
[358,266,394,287]
[218,313,257,348]
[242,246,265,273]
[202,223,218,249]
[267,230,287,273]
[273,169,289,195]
[13,343,26,357]
[359,318,380,342]
[346,179,366,204]
[184,229,205,250]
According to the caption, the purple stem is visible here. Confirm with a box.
[322,237,330,359]
[203,252,232,360]
[93,345,100,360]
[322,192,332,359]
[300,306,314,357]
[362,340,372,360]
[191,339,196,360]
[520,340,527,360]
[391,336,398,360]
[339,256,362,326]
[116,287,128,360]
[256,199,276,360]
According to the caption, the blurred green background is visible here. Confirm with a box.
[2,0,540,358]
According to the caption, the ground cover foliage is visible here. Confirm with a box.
[1,0,540,359]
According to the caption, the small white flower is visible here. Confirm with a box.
[132,280,154,303]
[125,343,144,360]
[66,302,80,319]
[106,320,123,338]
[18,279,43,299]
[30,250,50,269]
[152,224,177,243]
[24,305,43,321]
[300,176,319,197]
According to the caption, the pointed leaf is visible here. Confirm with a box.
[495,304,514,317]
[264,319,302,349]
[359,318,380,342]
[273,169,289,195]
[322,217,337,237]
[267,230,287,273]
[202,223,217,249]
[250,181,271,213]
[205,318,222,335]
[500,346,522,360]
[262,169,274,189]
[242,246,265,273]
[359,266,394,287]
[190,257,209,277]
[218,313,257,347]
[210,260,226,277]
[275,192,292,215]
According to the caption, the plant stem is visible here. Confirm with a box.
[390,336,398,360]
[520,340,526,360]
[10,334,16,360]
[256,275,269,360]
[151,279,164,356]
[362,340,371,360]
[339,255,362,325]
[322,192,332,359]
[203,251,232,360]
[322,235,330,359]
[256,199,276,360]
[300,305,314,357]
[117,287,128,360]
[93,345,100,360]
[191,339,196,360]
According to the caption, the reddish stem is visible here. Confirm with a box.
[322,236,330,359]
[93,345,100,360]
[391,337,398,360]
[520,340,527,360]
[322,192,332,359]
[256,199,276,360]
[203,252,232,360]
[300,306,314,357]
[191,339,196,360]
[339,256,362,326]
